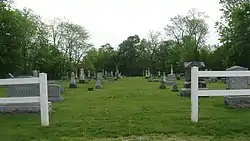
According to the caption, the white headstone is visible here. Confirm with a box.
[79,68,85,80]
[87,70,91,78]
[170,64,173,74]
[70,72,76,84]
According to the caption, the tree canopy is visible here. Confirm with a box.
[1,0,250,78]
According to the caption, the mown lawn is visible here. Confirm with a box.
[0,77,249,141]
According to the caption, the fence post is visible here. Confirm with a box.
[191,67,199,122]
[39,73,49,126]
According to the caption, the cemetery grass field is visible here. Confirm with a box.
[0,77,250,141]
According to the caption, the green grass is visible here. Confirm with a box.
[0,77,250,141]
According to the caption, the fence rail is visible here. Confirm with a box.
[191,67,250,122]
[0,73,49,126]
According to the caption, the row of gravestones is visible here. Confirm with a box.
[0,70,64,113]
[145,65,181,82]
[69,68,122,90]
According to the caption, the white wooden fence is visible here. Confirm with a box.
[191,67,250,122]
[0,73,49,126]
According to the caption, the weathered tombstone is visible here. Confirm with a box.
[158,71,161,77]
[69,72,77,88]
[111,71,114,78]
[176,73,181,80]
[171,84,179,92]
[95,72,103,89]
[148,71,153,82]
[104,71,108,78]
[166,64,177,85]
[114,71,118,80]
[79,68,85,83]
[118,72,122,78]
[102,69,105,77]
[87,70,91,78]
[180,61,207,97]
[33,70,38,77]
[224,66,250,108]
[145,70,149,79]
[159,72,167,89]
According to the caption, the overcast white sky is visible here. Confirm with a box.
[13,0,222,48]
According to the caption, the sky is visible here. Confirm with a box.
[13,0,222,48]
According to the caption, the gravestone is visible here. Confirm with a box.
[7,83,63,102]
[33,70,38,77]
[111,71,114,78]
[95,72,103,89]
[102,69,105,78]
[79,68,85,83]
[176,73,181,80]
[171,84,179,92]
[158,71,161,77]
[8,73,14,78]
[147,69,152,81]
[69,72,77,88]
[145,70,149,79]
[114,71,118,80]
[180,61,207,97]
[118,72,122,78]
[159,72,167,89]
[166,64,177,85]
[224,66,250,108]
[105,71,108,78]
[87,70,91,79]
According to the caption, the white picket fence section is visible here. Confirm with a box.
[191,67,250,122]
[0,73,49,126]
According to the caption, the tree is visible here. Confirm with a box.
[217,0,250,68]
[118,35,140,76]
[164,8,209,61]
[147,30,162,73]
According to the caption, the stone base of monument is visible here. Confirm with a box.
[171,85,179,92]
[49,96,64,102]
[166,81,176,85]
[153,79,159,82]
[171,89,179,92]
[159,84,167,89]
[179,88,208,97]
[95,85,102,89]
[79,80,85,84]
[0,102,52,113]
[148,78,153,82]
[88,87,94,91]
[224,96,250,108]
[69,83,77,88]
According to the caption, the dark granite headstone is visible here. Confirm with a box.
[180,61,207,97]
[171,84,179,92]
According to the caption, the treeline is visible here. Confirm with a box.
[1,0,250,78]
